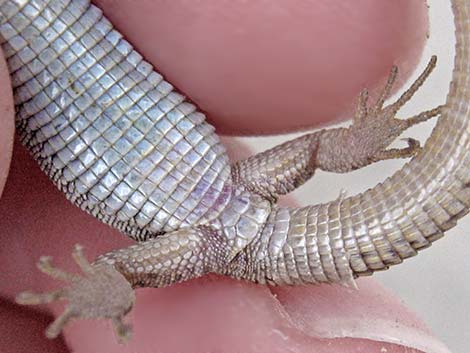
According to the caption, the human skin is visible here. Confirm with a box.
[0,1,447,352]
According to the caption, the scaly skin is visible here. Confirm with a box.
[0,0,468,342]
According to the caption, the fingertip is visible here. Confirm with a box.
[0,299,68,353]
[271,278,451,353]
[94,0,429,134]
[0,52,15,197]
[59,277,295,353]
[61,277,440,353]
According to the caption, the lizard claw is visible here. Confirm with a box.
[16,244,135,343]
[371,137,422,162]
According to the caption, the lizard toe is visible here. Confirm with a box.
[371,137,422,162]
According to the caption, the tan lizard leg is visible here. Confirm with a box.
[233,56,441,198]
[16,227,229,342]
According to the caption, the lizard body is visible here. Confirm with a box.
[0,0,468,341]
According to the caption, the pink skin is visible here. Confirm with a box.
[0,1,445,352]
[0,53,13,198]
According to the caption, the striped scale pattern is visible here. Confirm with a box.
[0,0,232,240]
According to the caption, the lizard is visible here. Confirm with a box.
[1,0,468,342]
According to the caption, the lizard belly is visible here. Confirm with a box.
[0,0,232,240]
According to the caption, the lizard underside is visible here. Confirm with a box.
[1,0,469,341]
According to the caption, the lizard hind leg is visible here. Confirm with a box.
[16,245,135,342]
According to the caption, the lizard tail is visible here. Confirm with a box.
[253,0,470,285]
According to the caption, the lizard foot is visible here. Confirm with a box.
[350,56,442,162]
[16,244,135,343]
